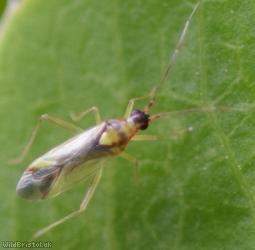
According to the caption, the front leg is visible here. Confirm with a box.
[132,128,192,141]
[124,95,151,118]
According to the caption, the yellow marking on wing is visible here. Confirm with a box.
[46,159,103,199]
[99,130,120,145]
[29,158,57,169]
[99,123,135,146]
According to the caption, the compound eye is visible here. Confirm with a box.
[140,123,148,130]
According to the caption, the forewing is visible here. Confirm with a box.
[17,123,110,200]
[45,158,104,199]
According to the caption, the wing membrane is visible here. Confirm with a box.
[17,123,111,200]
[46,158,104,199]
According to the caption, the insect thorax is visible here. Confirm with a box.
[98,119,136,150]
[99,110,149,149]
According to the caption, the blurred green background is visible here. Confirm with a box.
[0,0,7,18]
[0,0,255,249]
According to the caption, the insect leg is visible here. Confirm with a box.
[132,128,193,141]
[8,114,83,164]
[124,94,151,118]
[131,135,158,141]
[119,152,139,181]
[33,168,103,239]
[69,106,101,125]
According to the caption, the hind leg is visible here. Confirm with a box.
[8,114,82,165]
[33,167,103,239]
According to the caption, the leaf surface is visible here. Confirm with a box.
[0,0,254,249]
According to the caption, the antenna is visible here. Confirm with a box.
[144,2,201,113]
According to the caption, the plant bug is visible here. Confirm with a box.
[10,2,235,238]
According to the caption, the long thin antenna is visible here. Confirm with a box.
[149,106,243,122]
[144,2,201,113]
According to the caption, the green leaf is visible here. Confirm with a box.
[0,0,254,249]
[0,0,7,19]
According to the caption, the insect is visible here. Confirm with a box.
[11,2,224,238]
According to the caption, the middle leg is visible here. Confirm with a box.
[8,114,83,165]
[70,106,102,125]
[119,152,140,181]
